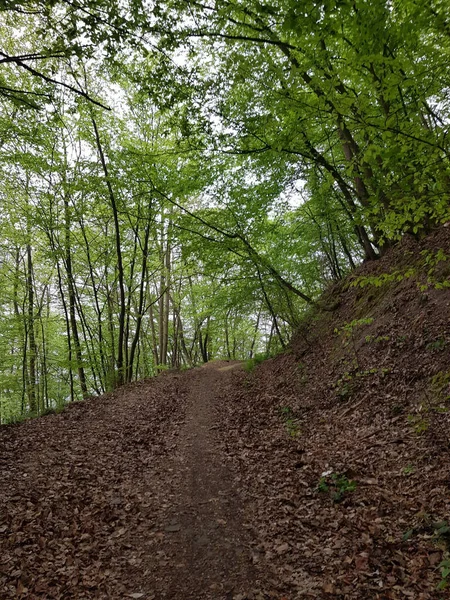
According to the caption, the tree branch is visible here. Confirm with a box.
[0,52,110,110]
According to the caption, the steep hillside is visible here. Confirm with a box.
[214,227,450,598]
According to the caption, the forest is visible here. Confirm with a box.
[0,0,449,422]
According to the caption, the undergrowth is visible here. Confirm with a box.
[244,353,269,373]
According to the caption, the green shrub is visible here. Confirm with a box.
[244,353,267,373]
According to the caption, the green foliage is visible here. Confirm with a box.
[438,558,450,591]
[426,338,447,353]
[352,268,416,289]
[403,517,450,589]
[244,353,268,373]
[335,318,374,337]
[353,250,450,293]
[278,406,301,438]
[419,250,450,291]
[365,335,390,343]
[334,366,389,400]
[431,371,450,400]
[402,465,416,476]
[335,372,355,400]
[405,371,450,435]
[297,362,308,385]
[407,414,430,435]
[317,472,357,503]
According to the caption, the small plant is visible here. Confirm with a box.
[356,368,378,377]
[402,516,450,549]
[434,521,450,543]
[279,406,293,419]
[402,465,416,476]
[244,353,267,373]
[335,372,354,399]
[365,334,390,343]
[426,338,447,353]
[431,371,450,402]
[435,523,450,591]
[317,471,357,503]
[286,419,300,437]
[297,362,308,384]
[335,317,374,370]
[279,406,301,437]
[334,367,388,400]
[407,414,429,434]
[317,477,330,493]
[438,558,450,591]
[335,317,374,338]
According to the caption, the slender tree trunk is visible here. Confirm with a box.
[26,244,37,413]
[38,287,50,410]
[256,267,286,349]
[124,226,139,378]
[55,261,75,402]
[13,248,28,412]
[224,308,232,360]
[149,303,160,371]
[127,211,152,382]
[78,216,108,388]
[91,116,126,386]
[249,308,262,358]
[158,219,172,366]
[64,196,88,398]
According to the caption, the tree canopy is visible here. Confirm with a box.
[0,0,449,422]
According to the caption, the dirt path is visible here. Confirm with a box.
[149,364,256,599]
[0,362,270,600]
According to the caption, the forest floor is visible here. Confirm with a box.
[2,229,450,599]
[0,361,279,600]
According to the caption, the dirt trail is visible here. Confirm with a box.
[0,362,270,600]
[152,364,255,599]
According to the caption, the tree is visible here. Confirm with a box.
[1,0,450,423]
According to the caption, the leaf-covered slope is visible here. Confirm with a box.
[214,226,450,598]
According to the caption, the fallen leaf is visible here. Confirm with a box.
[164,523,181,532]
[275,542,289,554]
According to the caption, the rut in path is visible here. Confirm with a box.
[0,362,272,600]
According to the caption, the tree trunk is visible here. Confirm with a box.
[26,244,37,413]
[64,196,88,398]
[91,116,126,386]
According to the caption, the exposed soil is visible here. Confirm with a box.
[1,227,450,599]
